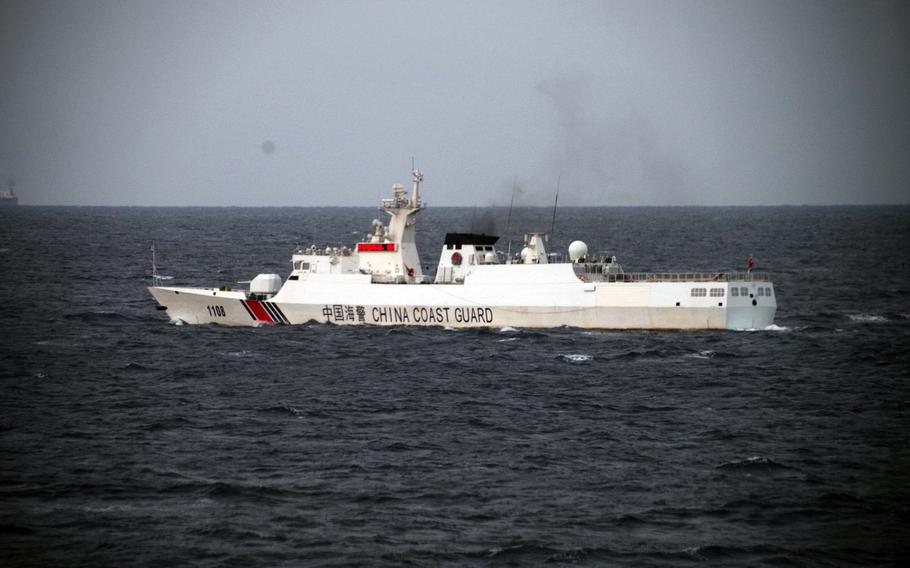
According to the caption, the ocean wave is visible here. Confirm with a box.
[0,523,35,535]
[260,405,304,418]
[63,310,136,322]
[607,348,669,360]
[163,480,294,502]
[222,350,256,358]
[682,544,789,561]
[848,314,888,323]
[685,350,716,359]
[717,456,790,471]
[559,353,593,363]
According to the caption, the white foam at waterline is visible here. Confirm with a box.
[733,324,789,332]
[499,326,520,333]
[444,326,458,331]
[560,354,593,363]
[848,314,888,323]
[169,318,185,326]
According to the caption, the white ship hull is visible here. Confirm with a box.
[148,169,777,331]
[149,264,776,330]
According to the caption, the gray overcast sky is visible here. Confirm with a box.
[1,0,908,206]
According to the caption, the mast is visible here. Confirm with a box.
[410,167,422,208]
[549,175,560,238]
[151,242,161,286]
[506,177,517,263]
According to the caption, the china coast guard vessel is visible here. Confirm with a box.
[148,170,776,330]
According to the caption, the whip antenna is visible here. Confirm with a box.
[506,177,517,263]
[549,175,560,238]
[151,241,160,286]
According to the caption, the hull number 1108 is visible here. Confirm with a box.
[207,305,226,317]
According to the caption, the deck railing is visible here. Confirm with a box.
[584,271,772,283]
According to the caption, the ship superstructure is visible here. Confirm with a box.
[0,180,18,207]
[148,170,777,330]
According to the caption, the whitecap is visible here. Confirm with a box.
[499,326,520,333]
[497,337,518,343]
[717,455,787,470]
[560,353,593,363]
[848,314,888,323]
[685,350,716,359]
[224,350,254,358]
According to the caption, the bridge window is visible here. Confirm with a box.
[710,288,724,297]
[757,288,765,296]
[730,288,739,297]
[691,288,706,297]
[740,287,748,296]
[765,287,773,296]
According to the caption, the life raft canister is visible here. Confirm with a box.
[451,251,462,266]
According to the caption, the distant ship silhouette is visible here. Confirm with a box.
[1,179,18,206]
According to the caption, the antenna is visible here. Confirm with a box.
[151,241,161,286]
[505,177,517,263]
[549,175,560,238]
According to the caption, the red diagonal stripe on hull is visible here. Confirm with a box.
[244,300,273,323]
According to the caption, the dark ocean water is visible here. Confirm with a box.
[1,205,909,566]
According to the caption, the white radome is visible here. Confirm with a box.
[568,240,588,262]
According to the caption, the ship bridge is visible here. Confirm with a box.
[435,233,500,283]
